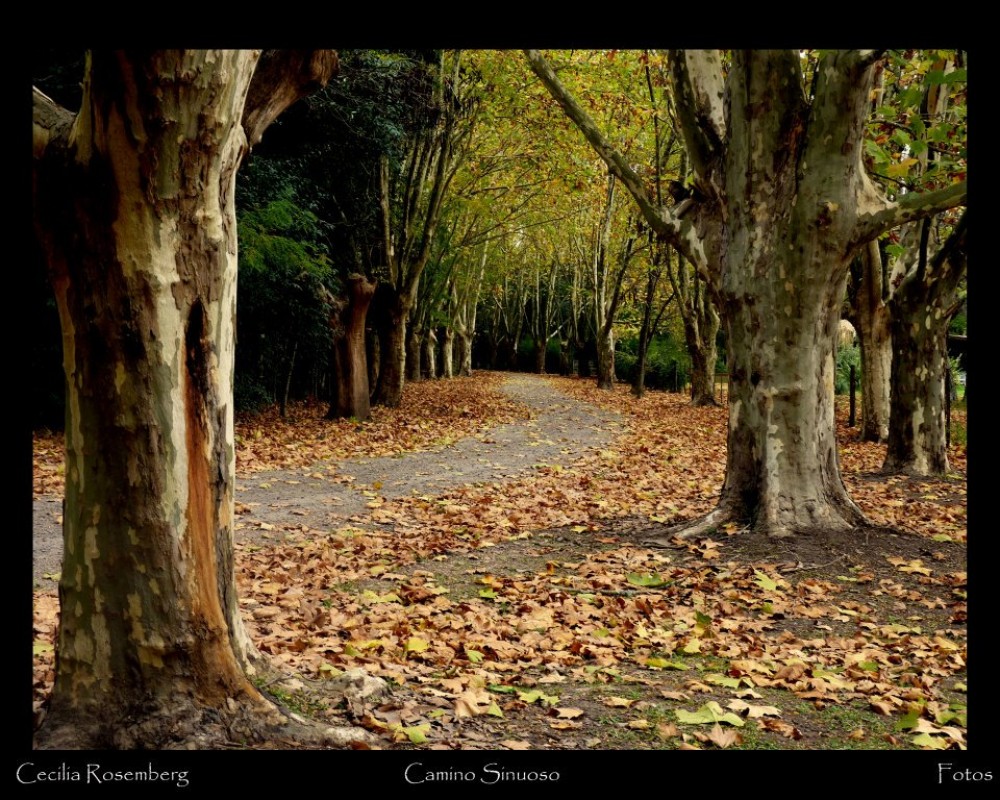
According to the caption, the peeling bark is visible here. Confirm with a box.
[529,49,965,540]
[33,49,337,748]
[883,216,967,475]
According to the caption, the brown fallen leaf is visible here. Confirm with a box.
[707,723,741,749]
[656,723,680,740]
[550,707,585,719]
[627,719,651,730]
[501,740,532,750]
[602,696,635,708]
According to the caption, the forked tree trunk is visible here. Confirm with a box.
[526,48,965,540]
[328,274,376,421]
[32,50,339,748]
[883,218,966,475]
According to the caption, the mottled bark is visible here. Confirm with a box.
[455,327,473,376]
[528,48,965,539]
[33,50,339,749]
[328,274,376,421]
[440,328,454,378]
[422,329,438,379]
[848,241,892,442]
[883,216,967,475]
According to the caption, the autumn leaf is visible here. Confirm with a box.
[627,572,669,588]
[706,723,741,749]
[675,702,745,727]
[501,740,532,750]
[753,570,780,592]
[551,707,585,719]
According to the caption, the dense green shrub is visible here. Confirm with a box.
[615,333,691,391]
[235,197,335,410]
[835,344,861,395]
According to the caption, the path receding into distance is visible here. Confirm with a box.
[32,374,623,584]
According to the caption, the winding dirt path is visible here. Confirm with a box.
[32,374,622,584]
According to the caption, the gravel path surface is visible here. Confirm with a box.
[32,374,622,585]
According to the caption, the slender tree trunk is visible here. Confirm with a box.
[688,328,718,406]
[366,328,380,397]
[280,337,298,417]
[534,338,547,374]
[849,240,892,442]
[328,275,376,421]
[595,330,615,390]
[440,328,454,378]
[422,328,437,379]
[405,326,423,382]
[633,334,650,398]
[455,328,473,376]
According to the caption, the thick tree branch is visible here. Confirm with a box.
[668,49,725,195]
[242,50,338,149]
[523,49,675,238]
[33,87,74,159]
[854,181,967,245]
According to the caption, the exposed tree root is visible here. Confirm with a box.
[35,668,389,750]
[642,504,737,547]
[642,498,871,548]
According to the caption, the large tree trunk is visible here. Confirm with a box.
[32,50,340,749]
[883,219,966,475]
[526,48,966,542]
[328,274,376,421]
[883,312,950,475]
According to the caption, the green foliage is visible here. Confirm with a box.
[235,197,334,410]
[616,334,691,391]
[835,344,861,396]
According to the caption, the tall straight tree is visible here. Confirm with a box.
[526,49,966,539]
[372,51,477,406]
[33,50,340,748]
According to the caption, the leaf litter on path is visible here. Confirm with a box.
[32,374,966,750]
